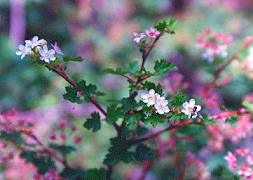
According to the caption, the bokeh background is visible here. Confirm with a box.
[1,0,253,179]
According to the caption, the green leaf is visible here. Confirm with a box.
[77,80,104,101]
[60,168,86,179]
[155,19,177,33]
[102,68,127,76]
[136,127,149,136]
[170,92,187,108]
[141,81,164,95]
[63,56,83,62]
[126,61,139,75]
[121,98,139,113]
[83,112,101,132]
[64,80,104,104]
[49,143,76,155]
[124,113,142,130]
[202,117,216,125]
[103,137,134,165]
[167,19,177,33]
[0,132,25,145]
[20,151,56,174]
[145,114,167,127]
[63,86,82,104]
[85,168,106,180]
[154,59,177,77]
[226,115,239,127]
[135,144,155,161]
[107,104,124,123]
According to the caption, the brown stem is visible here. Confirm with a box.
[131,121,195,145]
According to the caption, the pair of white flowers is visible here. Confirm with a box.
[141,89,169,115]
[16,36,57,63]
[141,89,201,118]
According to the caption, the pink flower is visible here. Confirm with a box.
[51,42,63,55]
[238,165,253,178]
[73,135,82,144]
[247,155,253,165]
[58,119,68,129]
[236,148,249,157]
[224,152,237,170]
[145,28,160,39]
[133,32,146,43]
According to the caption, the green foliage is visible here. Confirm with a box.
[60,168,86,179]
[154,59,177,77]
[0,132,24,145]
[121,98,139,113]
[63,86,82,104]
[145,114,167,127]
[135,144,155,161]
[63,56,83,62]
[106,104,124,123]
[142,81,164,95]
[63,80,103,103]
[103,137,134,166]
[226,115,239,127]
[155,19,177,33]
[124,113,142,130]
[170,92,187,109]
[83,112,101,132]
[85,168,106,180]
[49,143,76,156]
[168,112,186,121]
[20,151,56,174]
[102,68,127,76]
[202,117,217,125]
[136,127,149,136]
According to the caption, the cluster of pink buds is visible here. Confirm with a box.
[49,119,82,145]
[0,109,33,134]
[225,148,253,179]
[133,27,160,44]
[196,28,233,62]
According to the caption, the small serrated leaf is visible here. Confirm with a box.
[154,59,177,77]
[83,112,101,132]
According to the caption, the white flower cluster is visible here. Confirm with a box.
[141,89,170,114]
[141,89,202,118]
[16,36,57,63]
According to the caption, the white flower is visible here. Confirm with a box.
[133,32,146,43]
[141,89,157,106]
[25,36,46,49]
[182,99,201,118]
[154,97,170,114]
[39,45,56,63]
[145,28,160,39]
[16,44,32,59]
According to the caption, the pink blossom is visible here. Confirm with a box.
[58,119,68,129]
[236,149,250,157]
[247,155,253,165]
[224,152,237,170]
[73,135,82,144]
[238,165,253,178]
[196,28,232,62]
[51,42,63,55]
[145,28,160,39]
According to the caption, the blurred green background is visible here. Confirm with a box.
[1,0,253,179]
